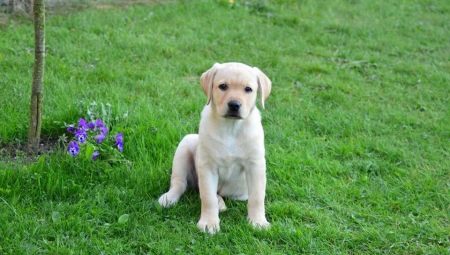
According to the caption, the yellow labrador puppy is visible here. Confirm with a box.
[158,62,271,234]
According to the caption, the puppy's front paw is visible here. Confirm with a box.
[158,192,179,208]
[248,216,270,229]
[197,216,220,234]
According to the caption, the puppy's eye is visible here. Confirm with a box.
[218,84,228,91]
[245,86,253,93]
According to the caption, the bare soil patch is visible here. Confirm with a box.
[0,136,61,163]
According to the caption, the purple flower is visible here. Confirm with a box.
[78,118,88,130]
[75,129,88,143]
[87,121,96,130]
[92,151,100,160]
[95,133,106,144]
[115,133,123,144]
[115,133,124,152]
[67,141,80,157]
[67,124,76,134]
[99,126,108,135]
[95,119,105,128]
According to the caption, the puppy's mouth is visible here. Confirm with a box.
[224,113,242,119]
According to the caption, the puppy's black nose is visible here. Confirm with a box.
[228,100,241,112]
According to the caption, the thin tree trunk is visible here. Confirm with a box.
[27,0,44,153]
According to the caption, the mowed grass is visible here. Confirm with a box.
[0,0,449,253]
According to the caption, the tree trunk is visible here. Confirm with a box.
[27,0,44,153]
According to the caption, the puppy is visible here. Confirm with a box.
[158,62,272,234]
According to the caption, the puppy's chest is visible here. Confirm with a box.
[215,139,246,181]
[212,135,248,163]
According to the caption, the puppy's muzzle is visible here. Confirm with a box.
[225,100,242,119]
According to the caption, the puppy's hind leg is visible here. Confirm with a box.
[158,134,198,207]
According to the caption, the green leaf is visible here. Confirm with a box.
[51,211,61,223]
[118,214,129,224]
[85,143,95,160]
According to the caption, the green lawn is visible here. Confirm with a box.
[0,0,449,254]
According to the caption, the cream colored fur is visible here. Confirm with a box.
[158,62,272,234]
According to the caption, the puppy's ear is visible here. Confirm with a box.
[200,63,221,105]
[254,67,272,109]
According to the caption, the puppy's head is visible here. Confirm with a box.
[200,62,271,119]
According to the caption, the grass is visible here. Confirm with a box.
[0,0,449,253]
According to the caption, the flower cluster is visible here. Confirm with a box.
[66,118,124,160]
